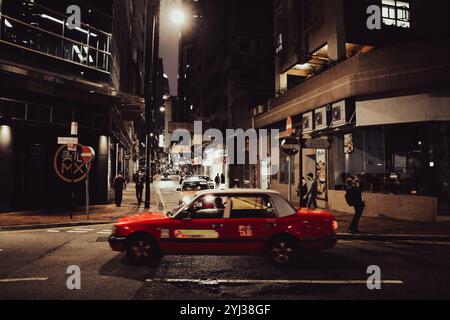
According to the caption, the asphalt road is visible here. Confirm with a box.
[1,180,450,300]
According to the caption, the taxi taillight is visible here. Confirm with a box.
[332,220,338,231]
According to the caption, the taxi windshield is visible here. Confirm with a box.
[182,181,209,191]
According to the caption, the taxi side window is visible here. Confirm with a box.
[229,195,275,219]
[187,195,228,219]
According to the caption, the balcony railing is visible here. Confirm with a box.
[0,1,111,73]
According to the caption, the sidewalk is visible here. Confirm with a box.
[333,210,450,240]
[0,184,158,231]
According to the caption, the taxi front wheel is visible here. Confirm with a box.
[265,237,301,267]
[126,234,161,264]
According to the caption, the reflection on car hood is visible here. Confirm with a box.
[296,208,335,219]
[116,211,167,224]
[181,191,197,197]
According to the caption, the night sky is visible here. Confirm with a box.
[160,0,182,95]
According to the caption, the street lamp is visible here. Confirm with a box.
[170,8,186,26]
[160,106,166,112]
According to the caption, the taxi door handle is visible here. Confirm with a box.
[212,223,223,228]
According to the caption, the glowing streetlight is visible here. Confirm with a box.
[170,9,186,26]
[160,106,166,112]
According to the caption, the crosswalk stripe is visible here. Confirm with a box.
[67,230,88,233]
[146,278,404,285]
[0,277,48,283]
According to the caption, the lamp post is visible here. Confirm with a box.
[144,0,160,209]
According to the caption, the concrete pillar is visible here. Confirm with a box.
[327,0,346,60]
[0,125,14,211]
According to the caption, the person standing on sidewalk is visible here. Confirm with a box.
[220,173,225,186]
[214,173,221,189]
[113,172,126,207]
[346,177,365,234]
[135,172,144,205]
[305,173,318,209]
[297,177,308,207]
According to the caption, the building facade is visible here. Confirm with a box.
[243,0,450,221]
[177,0,275,183]
[0,0,155,211]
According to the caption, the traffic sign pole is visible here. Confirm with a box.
[80,146,95,220]
[86,163,89,220]
[288,155,292,203]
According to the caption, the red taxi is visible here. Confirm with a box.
[109,189,337,266]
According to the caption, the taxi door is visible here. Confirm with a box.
[222,194,279,254]
[162,195,230,255]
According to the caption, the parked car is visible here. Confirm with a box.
[109,189,338,266]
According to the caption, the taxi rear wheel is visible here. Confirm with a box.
[126,234,161,264]
[266,237,301,266]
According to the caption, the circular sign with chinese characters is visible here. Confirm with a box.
[53,144,92,183]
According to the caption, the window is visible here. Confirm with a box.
[329,125,436,196]
[382,0,411,28]
[186,195,229,219]
[230,195,275,219]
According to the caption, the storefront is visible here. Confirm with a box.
[296,94,450,220]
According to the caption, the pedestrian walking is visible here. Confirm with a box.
[305,173,318,209]
[345,177,365,234]
[220,173,225,185]
[297,177,308,207]
[113,172,126,207]
[135,172,144,205]
[214,173,221,189]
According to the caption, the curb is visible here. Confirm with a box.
[0,221,114,232]
[337,233,450,242]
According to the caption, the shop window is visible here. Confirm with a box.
[329,125,435,196]
[385,125,433,196]
[0,99,26,120]
[330,127,385,192]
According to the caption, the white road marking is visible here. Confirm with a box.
[96,231,111,235]
[73,228,94,231]
[146,278,404,285]
[46,230,60,233]
[0,277,48,283]
[67,230,89,233]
